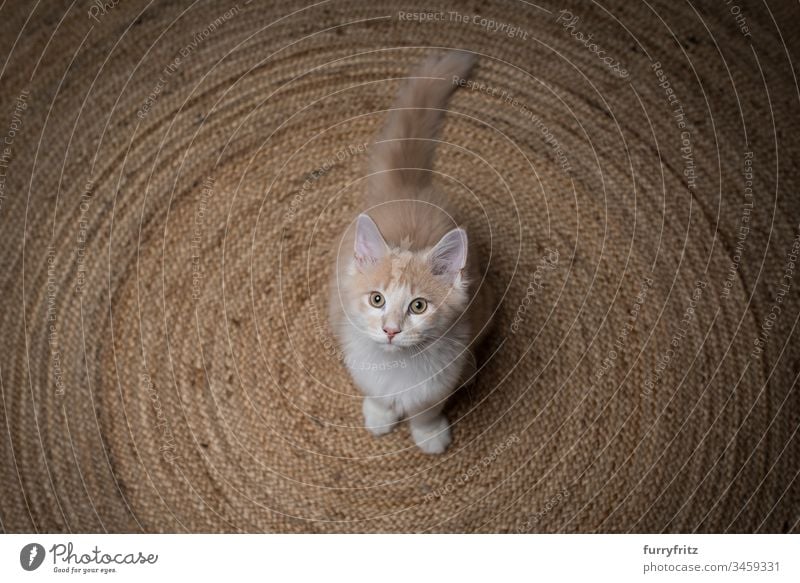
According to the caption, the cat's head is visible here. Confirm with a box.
[338,213,469,351]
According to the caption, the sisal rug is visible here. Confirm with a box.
[0,0,798,533]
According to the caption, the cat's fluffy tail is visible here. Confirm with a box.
[367,51,476,202]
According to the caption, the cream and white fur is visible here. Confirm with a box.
[330,52,492,454]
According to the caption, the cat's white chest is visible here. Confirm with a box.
[342,326,469,416]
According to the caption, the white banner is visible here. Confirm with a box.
[1,534,796,582]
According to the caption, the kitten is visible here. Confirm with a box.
[329,51,492,454]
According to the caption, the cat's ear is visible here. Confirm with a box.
[428,228,467,277]
[354,213,389,265]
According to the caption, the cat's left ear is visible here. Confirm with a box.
[428,228,467,278]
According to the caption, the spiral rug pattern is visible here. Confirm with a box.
[1,0,798,533]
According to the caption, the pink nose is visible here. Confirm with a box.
[383,326,401,338]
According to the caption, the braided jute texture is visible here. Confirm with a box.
[1,0,798,533]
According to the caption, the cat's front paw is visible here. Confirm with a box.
[363,398,400,436]
[410,414,452,454]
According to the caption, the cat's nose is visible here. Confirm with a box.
[382,326,401,338]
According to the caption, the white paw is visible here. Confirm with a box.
[363,398,399,436]
[410,415,452,454]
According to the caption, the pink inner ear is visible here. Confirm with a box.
[354,214,388,263]
[429,228,467,275]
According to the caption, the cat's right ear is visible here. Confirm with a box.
[354,213,388,266]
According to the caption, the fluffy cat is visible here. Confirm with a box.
[329,51,492,454]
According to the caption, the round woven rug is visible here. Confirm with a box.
[1,0,798,533]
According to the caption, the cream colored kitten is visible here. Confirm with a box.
[330,52,492,454]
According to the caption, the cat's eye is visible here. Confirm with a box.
[369,292,385,308]
[409,298,428,314]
